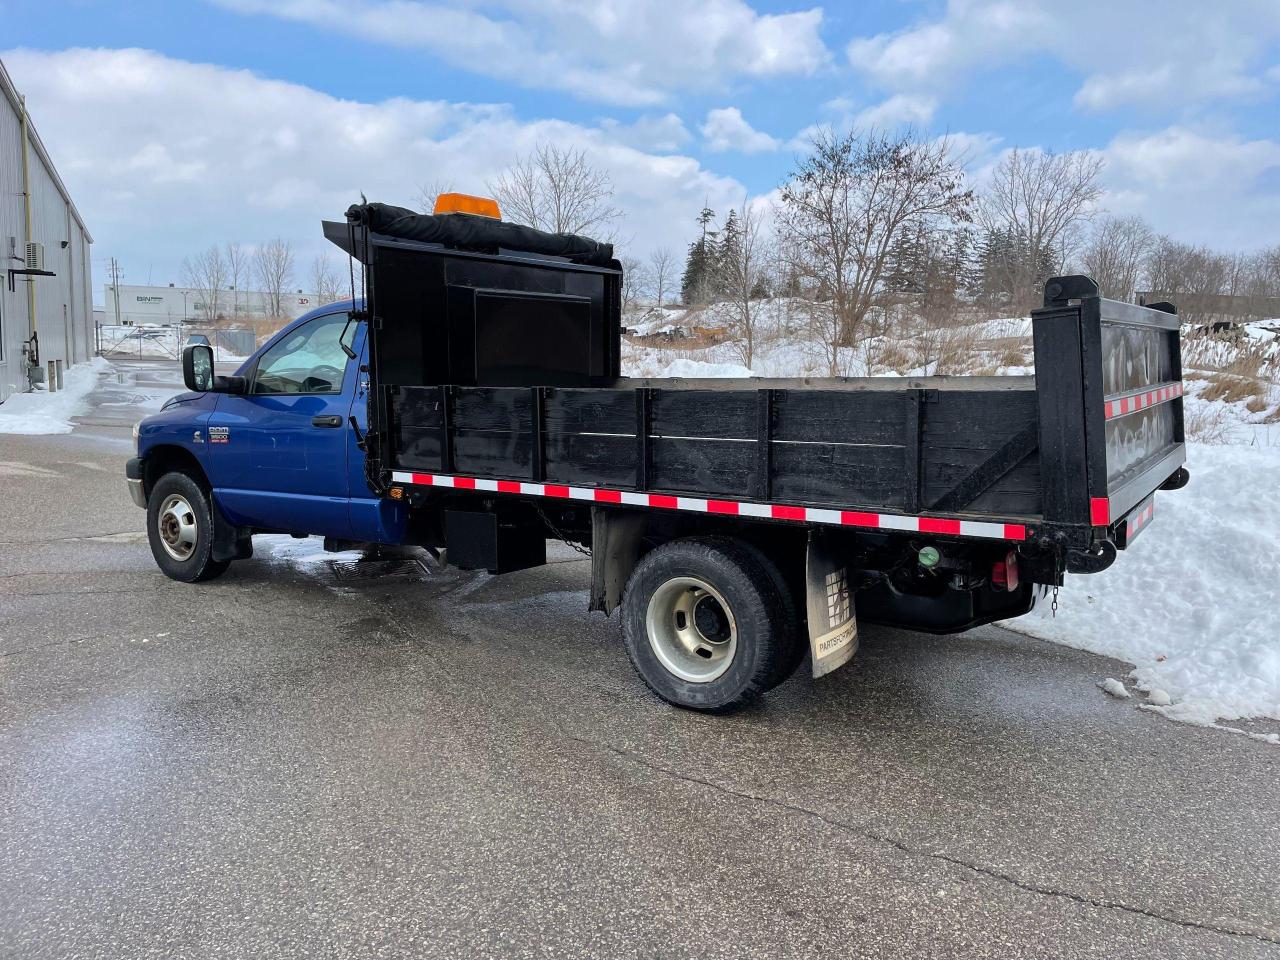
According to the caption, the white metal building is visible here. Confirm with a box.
[102,284,321,327]
[0,58,94,402]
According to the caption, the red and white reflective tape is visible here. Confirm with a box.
[1127,499,1155,539]
[389,470,1027,541]
[1104,381,1183,420]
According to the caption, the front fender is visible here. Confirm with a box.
[137,394,218,476]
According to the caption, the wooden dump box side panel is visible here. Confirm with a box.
[390,380,1043,520]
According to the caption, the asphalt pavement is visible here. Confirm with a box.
[1,360,1277,959]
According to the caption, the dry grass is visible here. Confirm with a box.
[1185,336,1278,408]
[1184,403,1237,444]
[871,337,914,374]
[999,346,1030,368]
[1200,373,1264,405]
[911,321,987,375]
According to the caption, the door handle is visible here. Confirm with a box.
[311,415,343,428]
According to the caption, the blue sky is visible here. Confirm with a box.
[4,0,1280,294]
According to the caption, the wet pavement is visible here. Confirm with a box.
[1,361,1278,959]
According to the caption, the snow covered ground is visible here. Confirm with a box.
[1012,439,1280,739]
[623,301,1033,379]
[0,356,113,434]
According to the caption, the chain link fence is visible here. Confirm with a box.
[98,325,256,362]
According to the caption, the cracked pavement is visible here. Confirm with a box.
[1,361,1278,959]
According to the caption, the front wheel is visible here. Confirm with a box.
[146,472,230,583]
[621,537,797,712]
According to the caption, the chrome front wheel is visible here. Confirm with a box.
[157,493,199,561]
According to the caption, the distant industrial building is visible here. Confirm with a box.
[0,58,95,401]
[103,283,321,327]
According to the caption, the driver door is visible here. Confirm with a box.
[207,312,361,538]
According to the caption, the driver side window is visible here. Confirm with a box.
[253,314,354,395]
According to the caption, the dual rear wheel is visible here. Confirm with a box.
[621,537,805,712]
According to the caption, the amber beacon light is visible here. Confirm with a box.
[433,192,502,219]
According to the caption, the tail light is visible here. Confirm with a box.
[991,549,1019,591]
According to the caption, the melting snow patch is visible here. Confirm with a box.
[259,534,363,567]
[0,357,113,434]
[1012,441,1280,736]
[1100,678,1130,699]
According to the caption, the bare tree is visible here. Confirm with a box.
[490,143,622,238]
[311,253,344,305]
[776,127,973,374]
[1143,238,1280,326]
[182,245,226,323]
[255,239,295,320]
[620,255,648,315]
[1081,215,1153,301]
[648,246,676,307]
[977,148,1104,310]
[415,179,456,214]
[224,241,250,320]
[721,199,770,369]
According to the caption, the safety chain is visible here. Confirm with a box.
[533,502,592,558]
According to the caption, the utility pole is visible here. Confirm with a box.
[108,257,123,325]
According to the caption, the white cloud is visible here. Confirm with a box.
[1098,126,1280,249]
[854,94,936,129]
[847,0,1280,114]
[2,47,752,281]
[597,113,691,153]
[701,107,781,153]
[958,126,1280,250]
[786,94,941,150]
[213,0,829,106]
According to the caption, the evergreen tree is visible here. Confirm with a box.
[680,206,718,304]
[714,209,742,300]
[974,228,1058,307]
[681,240,708,304]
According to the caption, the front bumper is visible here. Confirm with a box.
[125,457,146,508]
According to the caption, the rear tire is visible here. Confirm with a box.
[621,537,794,712]
[731,540,806,689]
[146,472,230,583]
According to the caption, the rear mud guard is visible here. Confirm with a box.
[805,533,857,678]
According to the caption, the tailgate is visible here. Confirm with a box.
[1032,277,1187,557]
[1092,294,1186,547]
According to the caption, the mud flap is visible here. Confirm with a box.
[805,533,857,679]
[210,498,253,563]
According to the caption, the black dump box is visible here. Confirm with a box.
[327,207,1187,572]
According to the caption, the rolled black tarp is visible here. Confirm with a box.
[345,201,615,267]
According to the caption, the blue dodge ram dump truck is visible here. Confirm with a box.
[126,197,1189,712]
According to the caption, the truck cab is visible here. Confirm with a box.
[127,301,407,581]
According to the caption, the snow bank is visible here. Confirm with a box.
[658,358,755,378]
[0,357,113,435]
[1012,441,1280,733]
